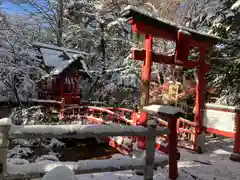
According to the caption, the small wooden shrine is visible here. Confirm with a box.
[33,42,91,104]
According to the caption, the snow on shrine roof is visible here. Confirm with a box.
[39,48,72,67]
[121,5,221,44]
[50,55,89,76]
[33,42,91,79]
[48,55,91,79]
[33,42,89,68]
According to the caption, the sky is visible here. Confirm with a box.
[1,0,186,14]
[1,0,35,14]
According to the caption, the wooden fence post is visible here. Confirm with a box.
[168,116,178,180]
[230,111,240,161]
[0,118,11,180]
[143,105,184,180]
[144,120,157,180]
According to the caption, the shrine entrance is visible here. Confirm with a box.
[121,6,220,153]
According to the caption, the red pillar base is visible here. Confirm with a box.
[230,153,240,162]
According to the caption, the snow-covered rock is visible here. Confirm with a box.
[35,155,59,163]
[7,146,32,159]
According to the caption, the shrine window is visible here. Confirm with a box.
[64,77,75,93]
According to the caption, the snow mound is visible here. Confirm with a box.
[42,166,76,180]
[35,155,59,163]
[11,139,31,146]
[43,138,65,149]
[7,158,29,165]
[110,154,131,160]
[0,117,12,125]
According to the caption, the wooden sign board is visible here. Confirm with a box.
[203,109,236,134]
[168,84,179,96]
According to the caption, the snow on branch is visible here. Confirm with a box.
[106,18,126,30]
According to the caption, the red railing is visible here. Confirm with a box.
[60,106,197,154]
[150,116,197,152]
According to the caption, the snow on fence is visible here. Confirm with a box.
[0,117,169,180]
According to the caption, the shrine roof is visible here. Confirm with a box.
[33,42,89,68]
[39,48,74,67]
[120,5,221,44]
[33,42,91,79]
[50,55,90,78]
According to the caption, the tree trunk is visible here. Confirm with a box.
[13,74,22,106]
[57,0,64,46]
[100,22,105,63]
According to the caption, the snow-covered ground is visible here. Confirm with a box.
[7,133,240,180]
[74,136,240,180]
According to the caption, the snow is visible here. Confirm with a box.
[48,58,90,78]
[231,0,240,10]
[43,138,65,149]
[27,137,240,180]
[7,145,32,159]
[7,158,30,165]
[40,48,67,68]
[143,105,185,115]
[4,133,240,180]
[73,137,240,180]
[74,167,194,180]
[50,59,75,76]
[42,166,77,180]
[6,155,167,179]
[0,117,12,125]
[35,155,59,163]
[106,18,126,30]
[4,127,240,180]
[117,74,139,88]
[9,124,167,139]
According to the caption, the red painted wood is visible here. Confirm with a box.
[194,48,207,134]
[233,112,240,154]
[175,30,192,65]
[131,20,215,48]
[133,49,211,70]
[168,116,178,180]
[74,79,78,103]
[108,138,131,155]
[137,35,153,150]
[141,35,153,82]
[203,127,235,138]
[131,21,176,41]
[60,78,64,100]
[132,49,173,64]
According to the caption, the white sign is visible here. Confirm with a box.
[203,109,236,133]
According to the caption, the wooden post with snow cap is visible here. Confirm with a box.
[0,118,11,180]
[143,105,185,180]
[230,110,240,161]
[144,120,157,180]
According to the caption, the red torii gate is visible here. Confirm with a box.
[120,6,220,151]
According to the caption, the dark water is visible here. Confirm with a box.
[10,138,119,163]
[59,138,119,161]
[37,138,118,161]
